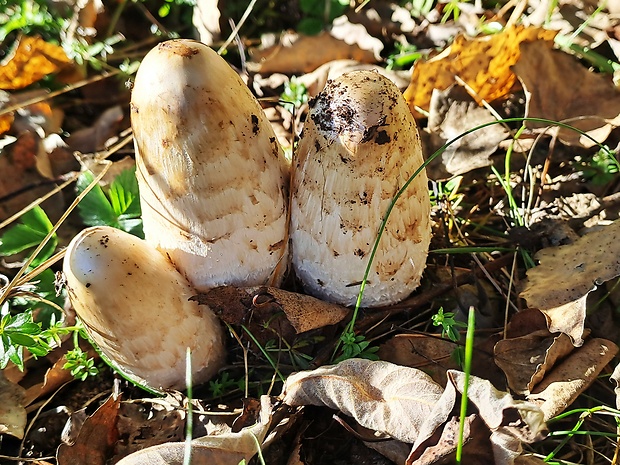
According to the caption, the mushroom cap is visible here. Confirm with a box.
[290,70,431,307]
[131,39,289,291]
[63,226,225,391]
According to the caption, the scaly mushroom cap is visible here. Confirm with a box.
[130,39,289,291]
[290,71,431,307]
[63,226,225,391]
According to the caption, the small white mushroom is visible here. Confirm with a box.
[290,71,431,307]
[130,39,289,291]
[63,226,225,391]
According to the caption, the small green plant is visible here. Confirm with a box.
[280,76,309,109]
[431,307,467,342]
[0,0,66,43]
[64,346,99,381]
[573,146,620,186]
[431,307,467,366]
[76,166,143,238]
[209,371,245,397]
[386,43,424,70]
[333,331,379,363]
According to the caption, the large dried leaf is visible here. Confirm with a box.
[0,36,71,90]
[198,286,349,334]
[494,330,575,395]
[527,338,618,420]
[404,26,556,116]
[378,333,459,386]
[281,359,444,443]
[281,359,546,465]
[521,220,620,345]
[514,40,620,147]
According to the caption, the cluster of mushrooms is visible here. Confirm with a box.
[63,39,431,391]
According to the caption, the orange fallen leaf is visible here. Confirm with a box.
[404,26,557,116]
[0,36,71,90]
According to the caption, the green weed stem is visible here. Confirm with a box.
[455,306,475,464]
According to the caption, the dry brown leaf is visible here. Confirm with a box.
[196,285,349,334]
[0,36,72,90]
[248,27,380,74]
[426,85,509,178]
[494,330,575,395]
[56,393,120,465]
[114,442,248,465]
[527,338,618,420]
[281,359,444,444]
[513,41,620,147]
[0,371,27,439]
[404,26,557,116]
[520,220,620,346]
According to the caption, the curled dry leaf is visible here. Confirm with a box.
[409,370,546,465]
[248,18,382,75]
[199,285,349,334]
[520,220,620,346]
[527,338,618,421]
[250,286,350,333]
[494,330,575,395]
[281,359,444,444]
[56,393,121,465]
[116,396,276,465]
[378,333,459,386]
[426,85,509,178]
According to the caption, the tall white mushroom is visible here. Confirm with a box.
[290,71,431,307]
[130,39,289,290]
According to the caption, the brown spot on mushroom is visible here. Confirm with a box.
[251,114,260,135]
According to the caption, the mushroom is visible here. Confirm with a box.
[290,70,431,307]
[130,39,289,291]
[63,226,225,391]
